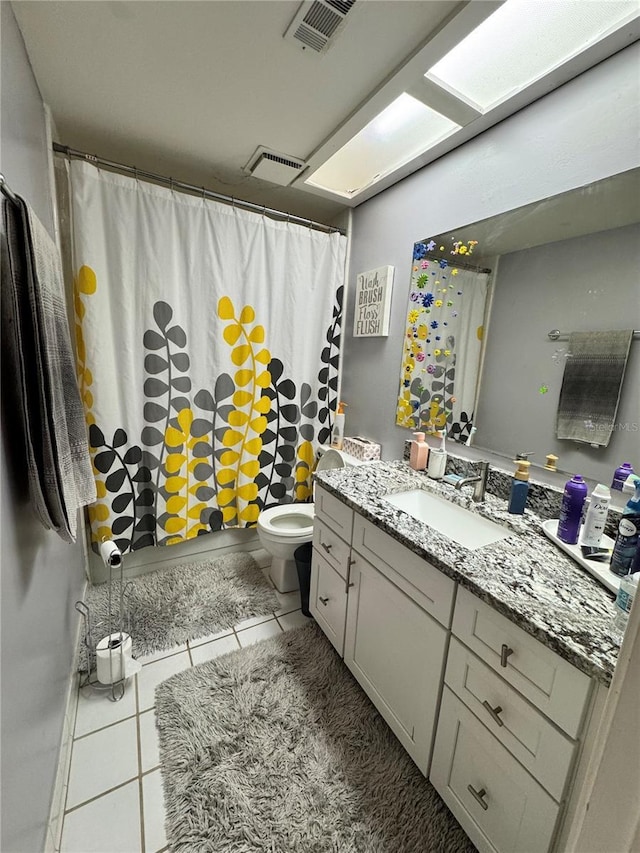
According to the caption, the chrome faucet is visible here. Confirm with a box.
[455,461,490,503]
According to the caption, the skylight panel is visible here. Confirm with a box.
[425,0,639,112]
[305,94,460,198]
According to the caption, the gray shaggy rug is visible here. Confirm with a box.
[155,623,476,853]
[80,552,278,667]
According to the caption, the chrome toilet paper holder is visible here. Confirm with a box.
[75,539,135,702]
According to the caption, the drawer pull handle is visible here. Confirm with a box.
[482,701,504,727]
[500,644,514,667]
[319,596,329,606]
[321,542,333,553]
[467,785,489,811]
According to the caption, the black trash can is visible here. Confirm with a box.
[294,542,314,617]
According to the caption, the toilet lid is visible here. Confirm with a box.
[315,448,347,471]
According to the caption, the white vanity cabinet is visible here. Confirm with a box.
[311,486,602,853]
[311,486,455,774]
[430,587,594,853]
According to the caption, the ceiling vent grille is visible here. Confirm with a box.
[244,147,306,186]
[284,0,357,55]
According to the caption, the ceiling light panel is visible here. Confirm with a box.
[425,0,639,112]
[305,93,460,197]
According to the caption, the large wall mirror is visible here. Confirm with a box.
[397,168,640,485]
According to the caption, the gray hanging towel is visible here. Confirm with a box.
[2,196,96,541]
[555,330,633,447]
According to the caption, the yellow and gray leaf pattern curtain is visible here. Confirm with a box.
[68,161,346,554]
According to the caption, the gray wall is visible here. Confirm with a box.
[1,5,86,851]
[475,223,640,485]
[343,42,640,486]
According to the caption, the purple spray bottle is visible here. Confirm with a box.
[557,475,588,545]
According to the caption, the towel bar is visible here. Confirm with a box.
[548,328,639,341]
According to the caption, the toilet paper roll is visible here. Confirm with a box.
[96,632,134,685]
[99,540,122,568]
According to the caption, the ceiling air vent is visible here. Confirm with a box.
[284,0,357,55]
[244,147,306,186]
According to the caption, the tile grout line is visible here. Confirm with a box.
[73,710,138,741]
[63,775,140,816]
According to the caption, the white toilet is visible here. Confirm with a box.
[256,445,361,593]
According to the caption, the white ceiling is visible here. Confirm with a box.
[12,1,639,228]
[12,0,462,225]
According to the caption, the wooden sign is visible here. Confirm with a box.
[353,265,394,337]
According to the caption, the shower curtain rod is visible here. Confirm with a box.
[52,143,346,236]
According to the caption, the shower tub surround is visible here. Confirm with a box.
[316,460,620,684]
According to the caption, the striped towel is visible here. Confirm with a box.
[2,196,95,541]
[556,330,633,447]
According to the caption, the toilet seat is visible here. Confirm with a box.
[258,504,315,538]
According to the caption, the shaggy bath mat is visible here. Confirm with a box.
[155,623,476,853]
[80,552,279,666]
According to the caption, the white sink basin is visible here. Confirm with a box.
[383,489,511,550]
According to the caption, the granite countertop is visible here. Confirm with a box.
[316,460,621,685]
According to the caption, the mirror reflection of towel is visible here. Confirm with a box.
[555,330,633,447]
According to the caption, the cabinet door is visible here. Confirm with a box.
[344,553,447,775]
[310,550,348,656]
[431,687,559,853]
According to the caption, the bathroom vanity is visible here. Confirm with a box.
[310,462,619,853]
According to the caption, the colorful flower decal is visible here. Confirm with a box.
[430,320,439,329]
[435,299,443,308]
[426,240,436,251]
[408,309,420,324]
[451,268,459,276]
[413,242,428,260]
[422,292,434,308]
[539,384,549,394]
[421,260,429,269]
[439,259,448,269]
[427,364,436,374]
[416,273,429,289]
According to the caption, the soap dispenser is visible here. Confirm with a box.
[427,430,447,480]
[508,460,531,514]
[410,432,429,471]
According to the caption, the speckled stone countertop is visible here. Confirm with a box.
[316,460,621,686]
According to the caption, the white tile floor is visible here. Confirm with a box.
[57,570,310,853]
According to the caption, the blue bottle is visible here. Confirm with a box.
[557,475,588,545]
[610,476,640,577]
[508,460,530,514]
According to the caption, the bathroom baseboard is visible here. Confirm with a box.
[46,582,86,852]
[87,527,262,583]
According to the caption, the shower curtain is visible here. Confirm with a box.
[396,252,489,442]
[67,161,346,554]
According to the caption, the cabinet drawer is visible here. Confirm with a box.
[431,688,560,853]
[453,587,591,738]
[309,551,347,657]
[446,637,576,802]
[314,486,354,541]
[352,515,454,627]
[313,519,351,581]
